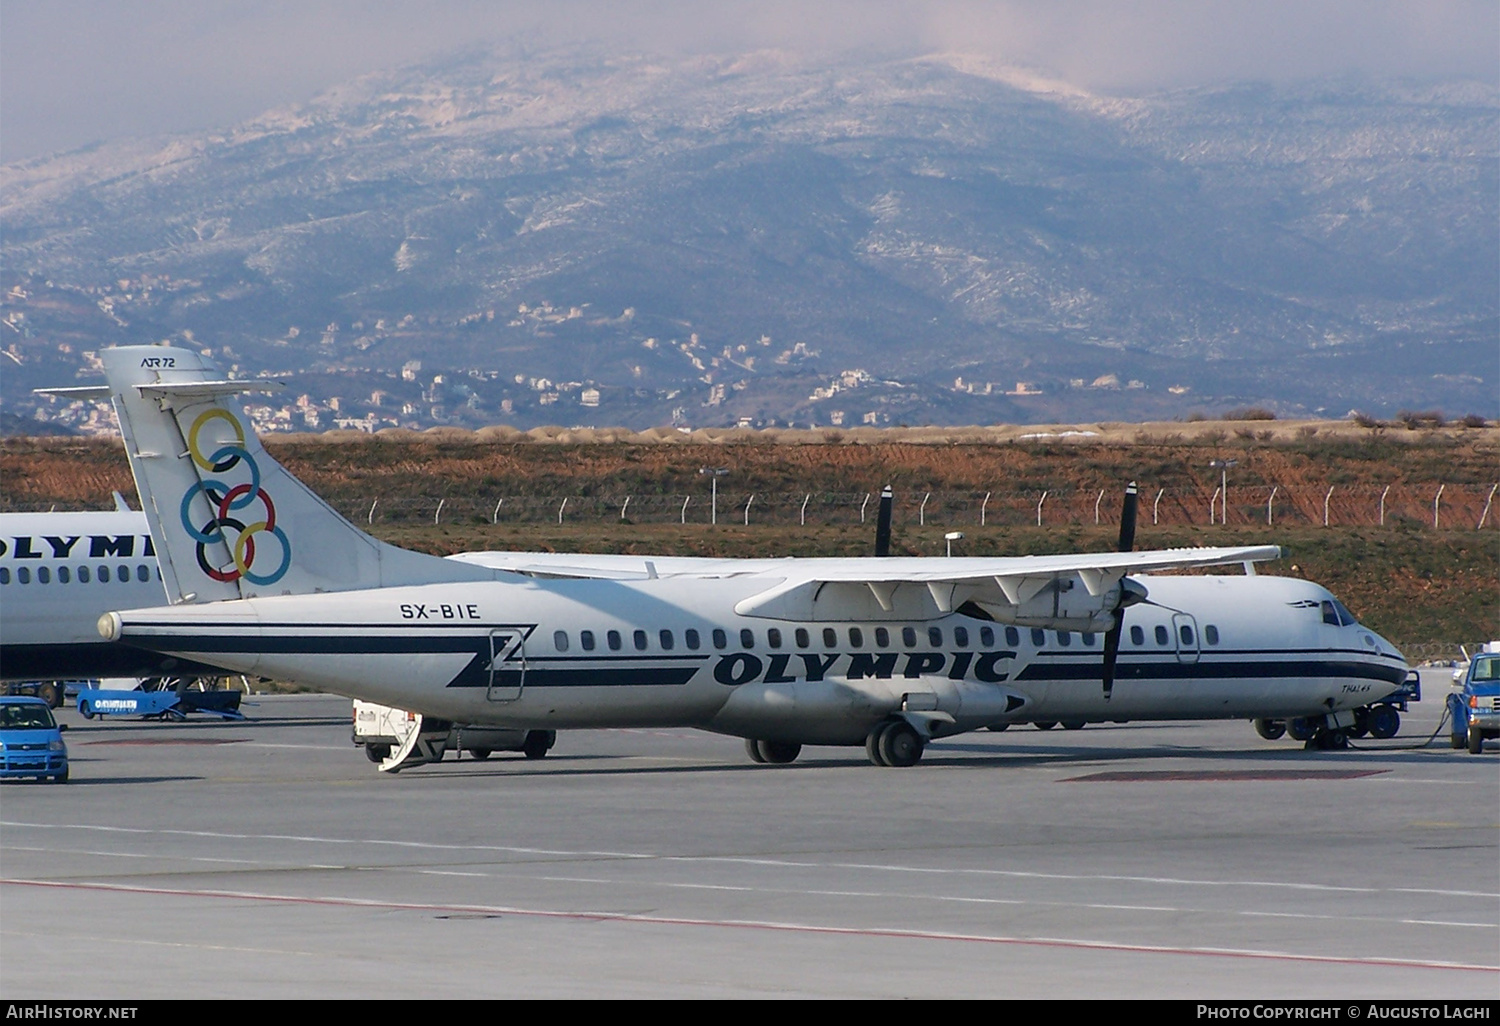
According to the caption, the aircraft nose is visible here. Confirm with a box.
[1364,627,1406,666]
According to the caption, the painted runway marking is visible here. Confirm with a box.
[3,877,1495,975]
[5,820,1496,899]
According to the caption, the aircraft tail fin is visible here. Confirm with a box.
[94,346,489,602]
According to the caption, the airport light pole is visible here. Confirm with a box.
[945,531,964,557]
[699,467,729,525]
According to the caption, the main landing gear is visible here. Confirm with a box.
[865,720,925,767]
[744,738,802,764]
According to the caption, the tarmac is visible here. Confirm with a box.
[1,669,1495,999]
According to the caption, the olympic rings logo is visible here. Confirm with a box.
[179,409,291,586]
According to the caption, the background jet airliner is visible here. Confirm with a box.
[83,346,1408,767]
[0,498,233,690]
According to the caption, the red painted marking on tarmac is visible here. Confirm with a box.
[1063,769,1388,782]
[3,876,1494,975]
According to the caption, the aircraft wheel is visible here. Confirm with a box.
[1253,718,1286,741]
[745,738,767,763]
[1033,721,1057,731]
[757,740,801,765]
[987,723,1009,732]
[364,743,391,763]
[1060,719,1086,731]
[1286,717,1318,742]
[1306,730,1348,751]
[522,731,554,759]
[878,721,924,767]
[1367,705,1400,740]
[1347,708,1370,738]
[467,748,492,761]
[865,727,888,766]
[1468,730,1485,755]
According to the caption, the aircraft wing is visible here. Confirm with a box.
[732,545,1282,630]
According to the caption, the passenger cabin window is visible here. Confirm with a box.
[953,626,969,647]
[928,627,943,647]
[554,630,569,652]
[767,628,782,649]
[848,627,863,648]
[875,627,890,648]
[580,630,596,651]
[1204,625,1220,645]
[58,566,70,584]
[17,567,30,584]
[740,629,755,649]
[0,568,9,585]
[979,626,994,647]
[685,629,700,650]
[713,629,728,650]
[633,630,648,651]
[1057,631,1070,647]
[902,627,918,647]
[1179,624,1194,645]
[137,565,150,583]
[78,566,90,583]
[607,630,622,651]
[97,566,109,583]
[37,567,50,584]
[1005,627,1019,647]
[1155,625,1170,645]
[1082,633,1096,647]
[1031,628,1046,647]
[1130,625,1144,646]
[823,628,838,648]
[117,564,129,582]
[795,628,810,648]
[659,630,674,650]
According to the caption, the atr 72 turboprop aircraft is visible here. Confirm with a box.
[75,346,1407,768]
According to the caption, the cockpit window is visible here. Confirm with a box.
[1320,599,1357,627]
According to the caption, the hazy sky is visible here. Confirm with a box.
[3,0,1495,163]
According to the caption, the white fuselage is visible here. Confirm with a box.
[0,511,209,680]
[109,569,1407,746]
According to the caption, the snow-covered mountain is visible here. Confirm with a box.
[3,48,1494,432]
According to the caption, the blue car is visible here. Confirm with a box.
[0,695,69,782]
[1449,653,1500,754]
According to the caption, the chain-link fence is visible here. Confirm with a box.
[330,483,1500,530]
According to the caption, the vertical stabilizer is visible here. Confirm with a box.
[99,346,489,602]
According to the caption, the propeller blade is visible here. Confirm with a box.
[1102,618,1122,699]
[874,485,893,557]
[1118,481,1138,553]
[1103,481,1139,699]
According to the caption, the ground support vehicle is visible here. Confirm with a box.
[1448,652,1499,754]
[0,680,73,709]
[353,699,555,771]
[0,696,69,782]
[76,685,244,721]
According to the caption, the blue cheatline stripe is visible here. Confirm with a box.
[1016,658,1406,686]
[116,626,1405,691]
[474,667,699,689]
